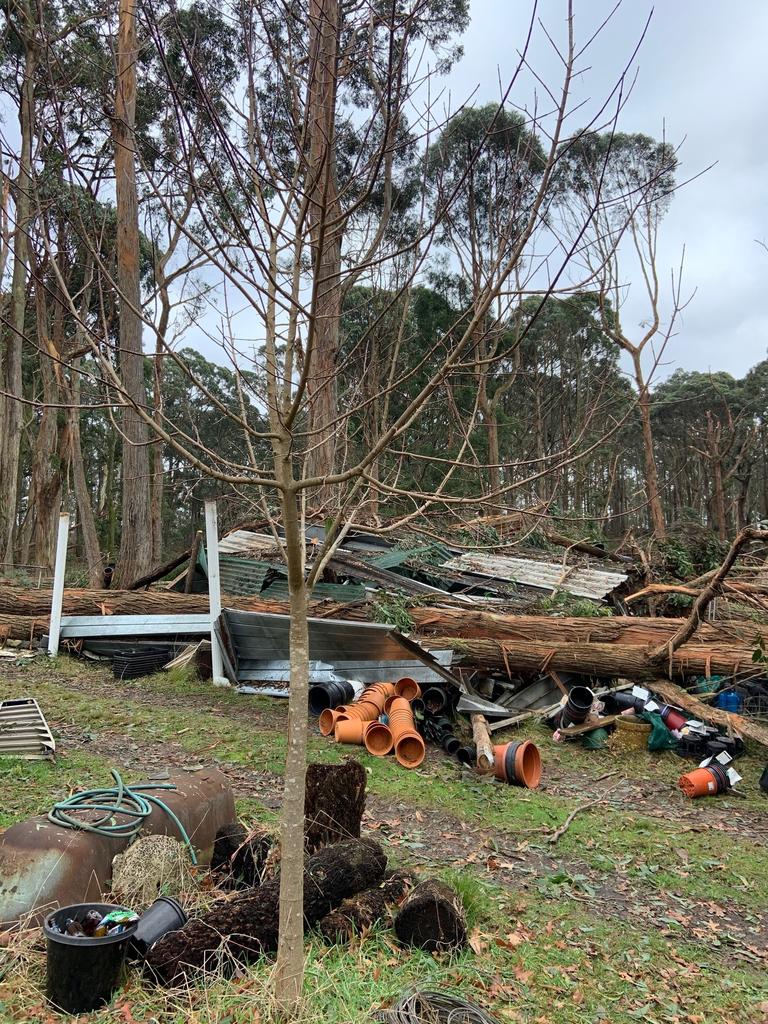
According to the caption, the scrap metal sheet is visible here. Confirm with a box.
[442,553,628,600]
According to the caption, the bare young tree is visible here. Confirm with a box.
[27,0,647,1014]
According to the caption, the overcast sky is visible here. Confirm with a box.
[446,0,768,382]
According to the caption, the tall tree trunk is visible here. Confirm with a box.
[633,353,665,539]
[305,0,342,508]
[68,361,102,585]
[113,0,151,586]
[274,484,310,1014]
[0,4,35,565]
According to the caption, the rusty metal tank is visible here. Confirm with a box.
[0,768,235,927]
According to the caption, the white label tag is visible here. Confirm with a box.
[644,700,660,713]
[727,768,742,786]
[632,686,650,701]
[699,756,713,768]
[716,751,733,766]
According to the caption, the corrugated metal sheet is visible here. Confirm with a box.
[59,614,212,638]
[234,652,453,684]
[0,698,55,759]
[218,557,273,597]
[218,530,279,555]
[260,581,366,603]
[221,608,411,665]
[442,553,628,600]
[371,547,433,569]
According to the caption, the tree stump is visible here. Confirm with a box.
[304,759,367,853]
[317,869,414,943]
[393,878,467,952]
[147,838,386,985]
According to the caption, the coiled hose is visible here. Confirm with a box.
[48,769,197,864]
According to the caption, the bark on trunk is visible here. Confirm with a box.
[634,353,665,539]
[147,838,386,986]
[422,635,758,682]
[68,364,103,586]
[305,0,343,506]
[274,487,312,1012]
[113,0,151,586]
[393,879,467,952]
[0,7,35,564]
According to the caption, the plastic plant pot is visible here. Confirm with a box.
[394,731,426,769]
[334,718,370,745]
[422,687,447,712]
[442,734,461,756]
[319,708,341,736]
[394,677,422,701]
[308,679,354,716]
[560,686,594,728]
[44,903,138,1015]
[660,705,687,732]
[456,744,476,766]
[493,741,542,789]
[364,722,394,756]
[129,897,187,959]
[678,766,722,798]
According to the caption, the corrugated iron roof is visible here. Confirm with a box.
[442,553,628,600]
[260,581,366,603]
[0,698,55,759]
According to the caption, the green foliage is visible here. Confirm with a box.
[371,593,414,631]
[534,592,613,617]
[658,538,696,580]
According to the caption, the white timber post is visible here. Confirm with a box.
[204,499,228,686]
[48,512,71,656]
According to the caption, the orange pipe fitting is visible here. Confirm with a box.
[364,722,394,756]
[394,677,421,701]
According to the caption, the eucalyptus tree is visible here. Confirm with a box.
[559,130,680,539]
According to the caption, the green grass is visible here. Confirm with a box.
[1,658,767,1023]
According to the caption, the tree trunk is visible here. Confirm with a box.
[0,6,35,565]
[422,635,758,683]
[274,488,311,1013]
[305,0,342,507]
[113,0,151,586]
[633,353,665,539]
[68,362,103,586]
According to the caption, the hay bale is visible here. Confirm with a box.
[112,835,193,909]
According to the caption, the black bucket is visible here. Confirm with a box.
[560,686,594,728]
[44,902,138,1014]
[129,896,187,959]
[308,679,354,715]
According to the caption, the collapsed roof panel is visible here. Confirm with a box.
[442,553,628,601]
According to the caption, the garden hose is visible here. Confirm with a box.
[48,769,198,864]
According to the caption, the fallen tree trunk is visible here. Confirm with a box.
[421,636,757,682]
[411,608,768,647]
[317,870,414,943]
[649,679,768,748]
[147,838,386,985]
[393,879,467,952]
[0,614,47,641]
[471,714,494,773]
[0,585,368,622]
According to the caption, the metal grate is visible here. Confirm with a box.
[0,698,56,759]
